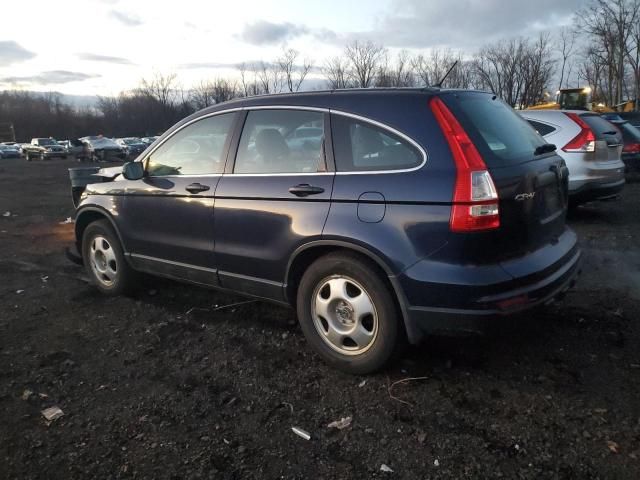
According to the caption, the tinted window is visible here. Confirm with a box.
[442,92,546,166]
[616,122,640,143]
[527,120,557,137]
[580,114,622,141]
[332,115,422,172]
[146,113,234,176]
[234,110,324,174]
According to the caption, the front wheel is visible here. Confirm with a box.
[82,220,136,295]
[297,252,405,374]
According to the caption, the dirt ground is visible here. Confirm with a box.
[0,158,639,479]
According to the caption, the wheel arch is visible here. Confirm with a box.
[285,240,422,344]
[75,206,127,254]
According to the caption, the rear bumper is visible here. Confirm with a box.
[397,229,581,339]
[569,178,625,203]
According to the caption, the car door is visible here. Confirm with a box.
[119,111,239,285]
[214,108,334,301]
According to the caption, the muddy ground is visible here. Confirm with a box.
[0,158,639,479]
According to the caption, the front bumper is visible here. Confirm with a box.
[397,229,581,339]
[44,150,66,158]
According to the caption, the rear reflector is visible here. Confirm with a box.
[562,112,596,153]
[429,96,500,232]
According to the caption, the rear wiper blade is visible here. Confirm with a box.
[534,143,557,155]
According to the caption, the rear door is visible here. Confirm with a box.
[441,92,568,263]
[213,108,334,301]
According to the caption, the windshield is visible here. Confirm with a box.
[123,138,142,145]
[559,91,590,110]
[38,138,57,146]
[441,92,546,167]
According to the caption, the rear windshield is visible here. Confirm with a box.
[617,122,640,143]
[441,92,546,167]
[580,114,621,140]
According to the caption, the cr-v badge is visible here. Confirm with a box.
[515,192,536,201]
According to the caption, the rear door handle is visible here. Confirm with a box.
[288,184,325,197]
[185,183,210,194]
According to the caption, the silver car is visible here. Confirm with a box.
[520,110,625,204]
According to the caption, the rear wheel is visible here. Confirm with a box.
[297,252,404,374]
[82,220,136,295]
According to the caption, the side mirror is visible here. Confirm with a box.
[122,161,144,180]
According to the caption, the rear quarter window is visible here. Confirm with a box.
[441,92,546,167]
[331,114,423,172]
[527,119,557,137]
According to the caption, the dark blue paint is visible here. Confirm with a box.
[74,88,580,343]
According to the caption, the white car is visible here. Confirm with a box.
[519,110,625,204]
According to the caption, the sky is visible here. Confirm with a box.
[0,0,584,96]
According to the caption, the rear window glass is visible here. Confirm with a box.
[441,92,546,166]
[617,122,640,143]
[580,115,621,140]
[331,114,422,172]
[527,120,557,137]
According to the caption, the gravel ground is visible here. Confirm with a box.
[0,158,639,479]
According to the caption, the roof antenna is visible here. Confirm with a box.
[433,60,458,88]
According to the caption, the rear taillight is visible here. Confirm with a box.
[429,96,500,233]
[562,112,596,152]
[623,143,640,153]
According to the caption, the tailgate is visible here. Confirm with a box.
[440,91,569,262]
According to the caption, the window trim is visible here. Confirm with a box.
[139,105,428,178]
[329,111,427,175]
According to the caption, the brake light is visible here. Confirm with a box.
[623,143,640,153]
[429,96,500,232]
[562,113,595,152]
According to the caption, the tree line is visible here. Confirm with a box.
[1,0,639,142]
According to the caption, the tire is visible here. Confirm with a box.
[82,219,136,296]
[296,252,405,374]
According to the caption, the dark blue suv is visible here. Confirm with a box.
[72,89,581,373]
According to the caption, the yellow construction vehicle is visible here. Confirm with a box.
[527,87,615,112]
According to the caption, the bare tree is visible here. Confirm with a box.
[323,56,351,89]
[577,0,640,105]
[139,72,179,107]
[344,40,386,88]
[474,35,555,108]
[375,50,415,87]
[558,26,577,90]
[191,78,239,109]
[277,48,314,92]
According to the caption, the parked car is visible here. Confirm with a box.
[616,111,640,128]
[70,89,580,373]
[0,144,22,159]
[520,110,625,204]
[27,138,67,160]
[80,136,126,162]
[603,119,640,176]
[115,137,147,158]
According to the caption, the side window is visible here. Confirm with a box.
[331,114,422,172]
[234,109,325,174]
[146,113,235,176]
[527,119,556,137]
